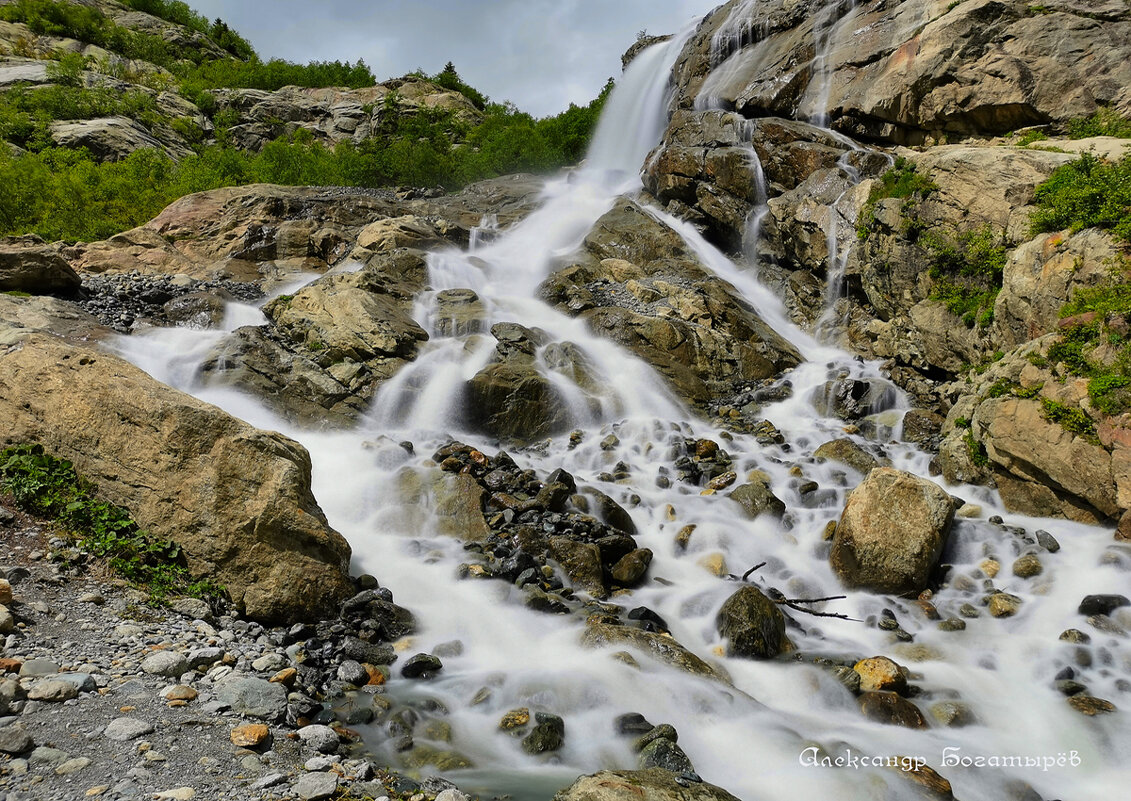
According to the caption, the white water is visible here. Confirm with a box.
[105,13,1130,801]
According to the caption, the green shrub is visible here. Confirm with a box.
[925,225,1007,327]
[856,157,938,239]
[0,444,224,601]
[1067,108,1131,140]
[1040,398,1098,441]
[1030,153,1131,242]
[1013,128,1048,147]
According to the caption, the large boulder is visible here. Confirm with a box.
[672,0,1131,144]
[0,324,353,623]
[830,468,956,595]
[542,199,802,407]
[0,237,81,295]
[554,770,741,801]
[466,323,570,442]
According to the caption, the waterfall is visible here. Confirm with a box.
[106,7,1130,801]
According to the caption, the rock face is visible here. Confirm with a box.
[0,323,353,623]
[672,0,1131,144]
[554,769,741,801]
[0,237,82,295]
[542,199,802,407]
[830,468,956,595]
[50,116,188,162]
[938,341,1130,526]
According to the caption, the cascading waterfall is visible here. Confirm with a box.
[107,9,1130,801]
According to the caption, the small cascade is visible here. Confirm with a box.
[801,0,858,128]
[469,213,499,251]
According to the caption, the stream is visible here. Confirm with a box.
[106,14,1128,801]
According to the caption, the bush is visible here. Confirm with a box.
[856,156,938,239]
[1030,153,1131,242]
[1067,108,1131,140]
[0,444,223,601]
[925,225,1007,327]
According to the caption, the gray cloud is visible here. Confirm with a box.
[188,0,720,116]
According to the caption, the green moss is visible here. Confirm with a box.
[1014,129,1049,147]
[964,429,989,467]
[0,444,225,602]
[1040,398,1098,441]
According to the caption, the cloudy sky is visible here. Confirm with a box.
[188,0,721,117]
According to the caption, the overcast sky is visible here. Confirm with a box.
[188,0,721,117]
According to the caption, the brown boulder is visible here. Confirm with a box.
[0,332,353,623]
[831,468,956,595]
[0,237,81,295]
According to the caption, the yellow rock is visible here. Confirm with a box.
[853,656,909,693]
[697,553,728,577]
[230,724,270,748]
[499,707,530,733]
[979,558,1000,578]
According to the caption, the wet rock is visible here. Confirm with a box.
[1067,696,1117,716]
[726,481,786,520]
[1078,595,1130,617]
[610,549,653,586]
[548,538,606,598]
[499,708,530,734]
[813,377,898,421]
[929,701,977,728]
[1012,554,1043,579]
[615,713,655,737]
[639,737,694,773]
[715,585,791,659]
[521,712,565,754]
[831,468,956,595]
[401,653,443,679]
[814,438,883,474]
[853,657,908,694]
[901,409,945,449]
[858,692,927,729]
[467,323,569,442]
[988,593,1023,618]
[582,623,729,684]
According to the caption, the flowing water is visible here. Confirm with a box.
[106,16,1129,801]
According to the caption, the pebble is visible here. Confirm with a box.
[294,771,339,800]
[1078,594,1130,617]
[0,723,33,754]
[104,717,155,742]
[153,788,196,800]
[988,593,1022,618]
[297,724,340,753]
[56,756,92,774]
[230,724,270,747]
[1011,554,1043,578]
[251,773,288,790]
[401,653,443,679]
[1035,530,1060,552]
[141,651,189,678]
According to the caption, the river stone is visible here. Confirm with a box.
[104,718,155,742]
[638,737,694,773]
[297,725,339,753]
[336,660,369,686]
[581,623,730,684]
[854,656,908,694]
[814,438,882,474]
[18,659,59,678]
[141,651,189,678]
[726,481,785,520]
[0,723,33,755]
[830,468,956,595]
[1067,696,1117,716]
[401,653,443,679]
[988,593,1022,618]
[1078,595,1130,617]
[553,769,741,801]
[217,677,288,721]
[929,701,977,728]
[858,692,927,729]
[610,549,653,586]
[27,679,79,702]
[715,585,791,659]
[521,712,565,754]
[293,771,338,801]
[1012,554,1043,579]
